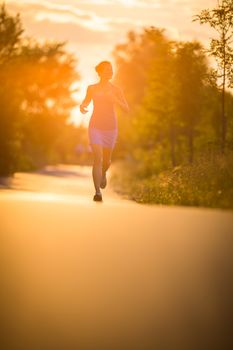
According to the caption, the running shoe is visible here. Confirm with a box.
[93,193,103,202]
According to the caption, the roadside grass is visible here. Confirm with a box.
[110,151,233,210]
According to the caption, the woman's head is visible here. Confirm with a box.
[95,61,113,80]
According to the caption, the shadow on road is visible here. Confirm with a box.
[0,164,93,195]
[35,165,91,178]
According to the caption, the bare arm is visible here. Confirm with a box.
[107,86,130,113]
[79,85,92,114]
[114,87,130,113]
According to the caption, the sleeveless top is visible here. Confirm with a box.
[89,87,118,131]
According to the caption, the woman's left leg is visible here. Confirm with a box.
[101,147,114,188]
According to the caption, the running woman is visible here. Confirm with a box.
[79,60,129,202]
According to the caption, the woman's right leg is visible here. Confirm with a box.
[90,143,103,194]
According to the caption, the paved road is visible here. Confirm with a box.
[1,165,233,350]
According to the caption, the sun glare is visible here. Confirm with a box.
[121,0,136,6]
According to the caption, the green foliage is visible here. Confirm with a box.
[111,151,233,210]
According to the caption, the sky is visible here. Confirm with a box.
[6,0,217,125]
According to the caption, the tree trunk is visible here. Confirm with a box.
[169,122,176,167]
[188,127,194,164]
[221,68,226,154]
[221,30,227,154]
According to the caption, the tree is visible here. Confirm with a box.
[0,3,80,175]
[135,34,178,166]
[112,26,173,160]
[112,26,212,166]
[193,0,233,154]
[17,40,80,167]
[174,41,210,163]
[0,2,24,176]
